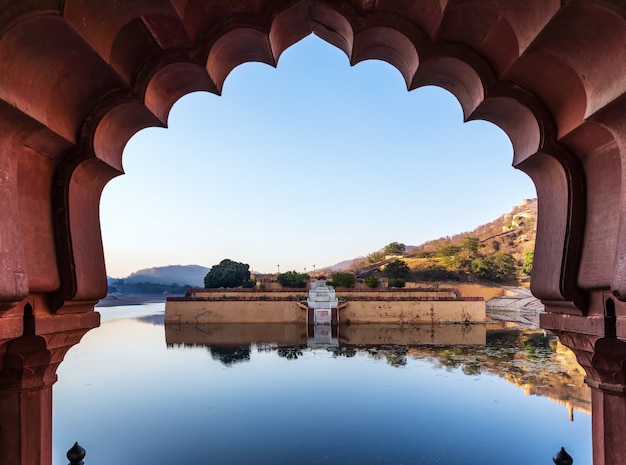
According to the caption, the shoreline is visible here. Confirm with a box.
[96,294,169,307]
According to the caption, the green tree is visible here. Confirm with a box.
[365,275,380,288]
[384,242,406,256]
[204,259,250,288]
[461,237,480,256]
[385,258,410,279]
[522,251,534,275]
[388,277,406,288]
[437,245,462,257]
[471,253,517,282]
[277,271,308,288]
[329,272,356,288]
[366,251,385,263]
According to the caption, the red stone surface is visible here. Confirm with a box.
[1,1,626,464]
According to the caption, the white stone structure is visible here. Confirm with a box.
[307,280,339,325]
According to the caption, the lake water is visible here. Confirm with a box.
[52,303,592,465]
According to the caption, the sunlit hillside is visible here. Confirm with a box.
[332,199,538,285]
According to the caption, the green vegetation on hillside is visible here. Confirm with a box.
[350,199,537,285]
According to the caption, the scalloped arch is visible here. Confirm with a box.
[2,0,625,315]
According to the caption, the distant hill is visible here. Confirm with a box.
[109,265,210,287]
[107,199,537,286]
[319,258,364,274]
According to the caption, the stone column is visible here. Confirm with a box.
[0,381,54,465]
[0,299,99,465]
[585,338,626,465]
[546,322,626,465]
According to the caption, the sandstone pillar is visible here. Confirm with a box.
[0,298,98,465]
[544,298,626,465]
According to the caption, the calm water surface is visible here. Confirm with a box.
[53,303,592,465]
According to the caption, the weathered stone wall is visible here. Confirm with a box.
[340,300,485,324]
[190,290,306,299]
[165,300,305,324]
[189,288,460,299]
[165,299,486,324]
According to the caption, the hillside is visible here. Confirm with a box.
[107,200,537,288]
[407,198,536,259]
[109,265,210,287]
[322,198,537,284]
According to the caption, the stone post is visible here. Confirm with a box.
[0,299,98,465]
[545,318,626,465]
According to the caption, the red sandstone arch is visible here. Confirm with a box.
[2,2,626,464]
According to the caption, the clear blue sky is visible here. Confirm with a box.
[100,35,536,278]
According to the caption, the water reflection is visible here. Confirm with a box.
[166,321,590,416]
[53,304,592,465]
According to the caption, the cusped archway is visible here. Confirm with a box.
[2,2,626,464]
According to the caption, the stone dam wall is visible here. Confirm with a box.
[165,288,486,324]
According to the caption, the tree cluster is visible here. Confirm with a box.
[385,259,410,279]
[328,272,356,288]
[367,236,527,284]
[277,271,309,288]
[204,259,251,288]
[384,242,406,256]
[429,237,519,283]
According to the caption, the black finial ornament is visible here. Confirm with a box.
[67,442,86,465]
[553,447,573,465]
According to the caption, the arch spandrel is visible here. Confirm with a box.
[93,102,163,173]
[206,27,276,93]
[588,98,626,302]
[534,3,626,120]
[471,95,543,167]
[0,133,28,307]
[144,61,218,125]
[412,55,485,120]
[0,14,125,144]
[505,51,587,140]
[0,2,623,330]
[268,1,312,61]
[109,18,178,86]
[373,0,446,40]
[351,26,419,88]
[517,150,587,314]
[0,0,611,316]
[436,4,518,75]
[560,122,622,293]
[4,2,626,463]
[63,0,182,63]
[310,2,355,59]
[435,1,561,75]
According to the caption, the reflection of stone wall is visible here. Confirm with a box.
[165,323,308,346]
[165,322,486,347]
[340,324,486,345]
